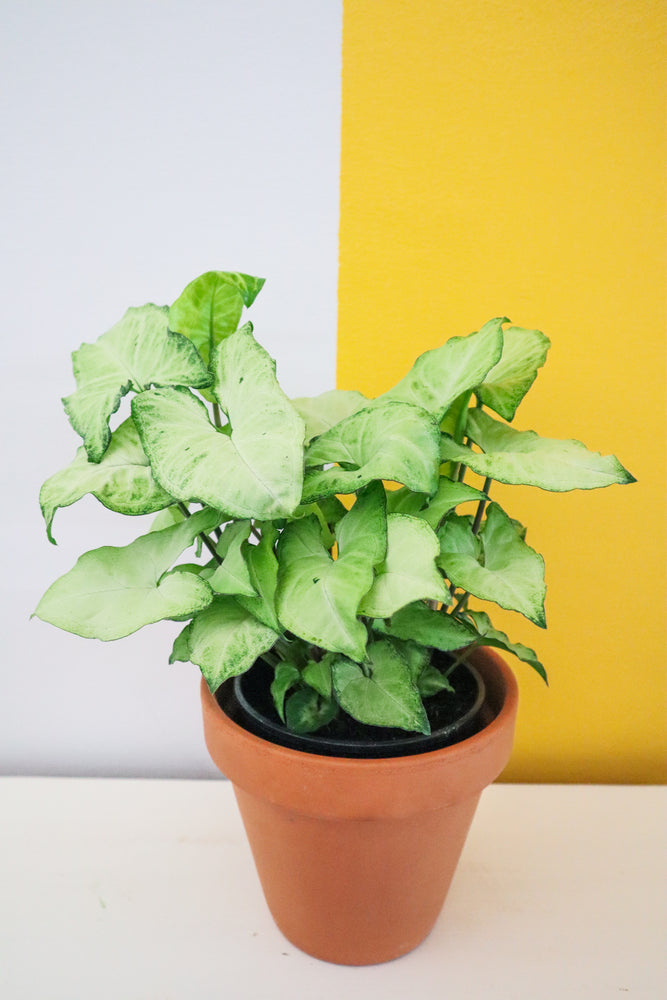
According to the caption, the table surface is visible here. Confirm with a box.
[1,778,664,1000]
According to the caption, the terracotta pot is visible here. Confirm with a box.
[201,646,518,966]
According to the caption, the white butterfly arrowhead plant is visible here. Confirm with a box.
[34,270,635,736]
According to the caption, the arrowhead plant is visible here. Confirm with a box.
[34,270,636,739]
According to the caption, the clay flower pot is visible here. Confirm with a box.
[201,646,518,966]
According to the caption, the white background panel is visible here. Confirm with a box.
[1,0,342,776]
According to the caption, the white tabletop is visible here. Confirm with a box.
[0,778,664,999]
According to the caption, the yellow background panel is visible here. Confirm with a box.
[338,0,666,782]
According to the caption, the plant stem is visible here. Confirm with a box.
[177,502,222,564]
[212,402,223,429]
[445,478,493,616]
[471,477,493,533]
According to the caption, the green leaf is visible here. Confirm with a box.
[302,654,334,698]
[292,389,369,443]
[416,661,455,697]
[302,400,440,501]
[378,601,476,651]
[236,525,280,630]
[441,408,636,491]
[335,481,387,568]
[270,662,301,721]
[377,318,505,420]
[332,640,429,733]
[276,485,387,661]
[132,326,305,518]
[40,417,174,544]
[464,609,548,683]
[63,304,212,463]
[285,688,338,734]
[418,476,487,530]
[33,507,222,640]
[187,596,279,691]
[359,514,450,618]
[169,270,265,366]
[169,622,192,664]
[205,521,256,597]
[477,326,550,421]
[438,503,546,626]
[385,486,427,515]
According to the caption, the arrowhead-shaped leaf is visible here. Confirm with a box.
[302,400,440,501]
[441,408,635,491]
[292,389,369,443]
[360,514,450,617]
[39,417,174,544]
[33,507,222,639]
[132,326,306,518]
[332,640,429,733]
[377,318,505,420]
[476,326,550,421]
[377,601,476,650]
[63,304,212,463]
[464,609,547,683]
[276,485,387,661]
[169,270,265,365]
[187,596,279,691]
[438,504,546,626]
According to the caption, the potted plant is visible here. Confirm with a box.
[34,269,634,965]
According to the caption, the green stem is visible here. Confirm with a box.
[471,477,493,533]
[212,402,223,429]
[445,478,493,615]
[177,502,222,564]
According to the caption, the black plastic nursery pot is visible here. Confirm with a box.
[226,653,488,758]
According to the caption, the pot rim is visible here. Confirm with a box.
[201,646,519,818]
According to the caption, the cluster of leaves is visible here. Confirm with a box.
[34,271,635,736]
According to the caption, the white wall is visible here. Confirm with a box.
[1,1,342,776]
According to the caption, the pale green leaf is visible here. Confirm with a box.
[33,507,221,640]
[206,521,256,597]
[418,476,487,529]
[40,417,174,544]
[464,609,547,683]
[438,504,546,626]
[332,640,429,733]
[292,389,369,443]
[376,318,505,420]
[441,408,636,491]
[236,524,280,630]
[377,601,476,650]
[335,481,387,568]
[188,596,279,691]
[276,486,387,660]
[302,400,440,501]
[477,326,550,420]
[63,304,211,463]
[276,516,371,661]
[359,514,450,617]
[133,327,305,518]
[169,270,265,365]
